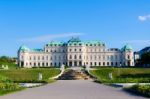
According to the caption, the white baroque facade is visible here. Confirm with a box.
[18,37,134,68]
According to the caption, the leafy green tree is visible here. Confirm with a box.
[137,52,150,66]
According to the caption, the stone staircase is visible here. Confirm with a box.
[58,69,91,80]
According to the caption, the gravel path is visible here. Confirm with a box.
[0,80,148,99]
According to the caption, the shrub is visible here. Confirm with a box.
[125,84,150,97]
[0,82,23,95]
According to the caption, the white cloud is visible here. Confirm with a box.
[18,32,84,42]
[138,14,150,21]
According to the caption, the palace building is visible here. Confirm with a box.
[18,37,134,68]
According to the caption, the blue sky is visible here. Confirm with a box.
[0,0,150,57]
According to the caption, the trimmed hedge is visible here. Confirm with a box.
[124,84,150,97]
[0,83,24,95]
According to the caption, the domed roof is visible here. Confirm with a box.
[19,45,30,52]
[68,37,81,43]
[122,44,133,51]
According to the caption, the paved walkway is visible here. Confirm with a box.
[1,80,148,99]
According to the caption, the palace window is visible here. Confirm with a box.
[54,56,57,60]
[33,56,36,60]
[21,56,24,60]
[29,56,31,60]
[103,62,105,66]
[69,55,72,59]
[103,55,105,60]
[99,55,101,60]
[111,55,113,60]
[74,49,77,52]
[111,62,113,66]
[99,62,101,66]
[42,56,44,60]
[46,56,48,60]
[115,55,118,60]
[95,62,97,66]
[79,55,82,59]
[74,55,77,59]
[54,62,57,66]
[90,55,92,60]
[86,56,88,60]
[107,55,109,60]
[34,63,36,66]
[95,55,97,60]
[116,62,118,66]
[127,55,130,59]
[46,63,48,66]
[38,63,40,66]
[59,56,61,60]
[42,62,44,66]
[70,49,72,52]
[107,62,109,66]
[90,62,92,66]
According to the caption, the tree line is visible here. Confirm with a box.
[136,52,150,66]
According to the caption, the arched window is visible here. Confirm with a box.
[107,62,109,66]
[79,55,82,59]
[42,62,45,66]
[54,56,57,60]
[46,63,48,66]
[95,55,97,60]
[69,55,72,59]
[38,63,40,66]
[74,55,77,59]
[74,49,77,52]
[127,55,130,59]
[34,62,36,66]
[46,56,48,60]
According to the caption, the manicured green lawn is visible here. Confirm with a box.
[0,68,61,83]
[90,67,150,83]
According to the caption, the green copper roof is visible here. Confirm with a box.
[47,41,65,46]
[46,37,105,46]
[31,49,43,52]
[84,41,105,46]
[68,37,81,43]
[122,44,133,51]
[19,45,30,52]
[19,46,43,52]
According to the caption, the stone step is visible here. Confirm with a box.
[57,69,91,80]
